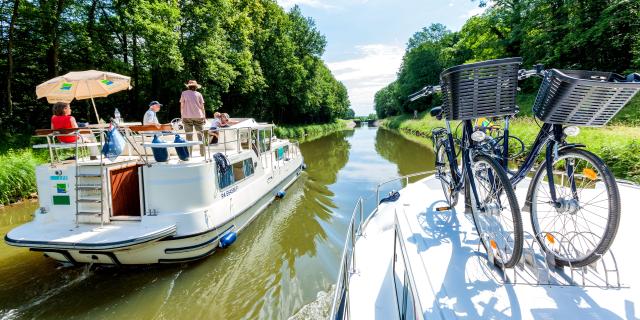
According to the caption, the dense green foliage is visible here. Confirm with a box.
[273,119,350,140]
[0,150,42,205]
[375,0,640,118]
[0,1,350,138]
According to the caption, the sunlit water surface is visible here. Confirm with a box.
[0,127,434,319]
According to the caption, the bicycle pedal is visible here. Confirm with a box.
[436,206,451,211]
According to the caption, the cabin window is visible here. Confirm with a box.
[393,228,420,320]
[275,145,290,161]
[219,158,255,189]
[243,158,254,177]
[258,129,271,153]
[232,161,245,182]
[218,166,234,189]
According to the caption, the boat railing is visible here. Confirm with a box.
[32,128,104,163]
[330,170,435,319]
[330,197,364,320]
[393,211,425,320]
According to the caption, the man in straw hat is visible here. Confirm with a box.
[180,80,206,157]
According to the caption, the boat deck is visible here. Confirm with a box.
[5,220,176,250]
[348,176,639,319]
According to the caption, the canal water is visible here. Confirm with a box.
[0,127,434,320]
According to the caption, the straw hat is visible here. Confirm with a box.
[185,80,202,89]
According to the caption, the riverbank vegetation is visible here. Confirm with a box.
[274,120,352,140]
[0,1,352,139]
[0,150,42,206]
[381,114,640,183]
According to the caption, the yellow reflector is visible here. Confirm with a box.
[436,206,451,211]
[490,239,497,249]
[583,168,597,180]
[546,233,556,244]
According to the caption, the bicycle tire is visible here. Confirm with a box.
[469,154,523,268]
[435,140,458,207]
[529,148,620,268]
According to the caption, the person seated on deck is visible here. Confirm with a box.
[220,113,239,127]
[208,112,222,144]
[143,100,162,126]
[50,102,99,159]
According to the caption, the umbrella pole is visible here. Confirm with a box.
[90,97,100,124]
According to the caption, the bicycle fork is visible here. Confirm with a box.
[545,127,579,208]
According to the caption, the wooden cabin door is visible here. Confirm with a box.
[110,165,142,217]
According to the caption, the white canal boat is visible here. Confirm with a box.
[5,118,304,265]
[331,172,639,319]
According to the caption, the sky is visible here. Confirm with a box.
[277,0,486,116]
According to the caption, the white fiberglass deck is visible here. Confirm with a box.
[347,176,639,319]
[5,221,176,250]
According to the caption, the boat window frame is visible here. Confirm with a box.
[217,156,256,191]
[393,215,424,320]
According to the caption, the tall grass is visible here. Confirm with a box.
[0,150,42,206]
[274,120,351,140]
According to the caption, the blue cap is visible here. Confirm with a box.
[149,101,162,107]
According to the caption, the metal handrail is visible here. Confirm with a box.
[330,170,435,319]
[393,212,426,320]
[329,197,364,319]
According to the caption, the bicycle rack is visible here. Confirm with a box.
[476,230,623,289]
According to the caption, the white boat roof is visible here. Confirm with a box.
[205,118,274,129]
[347,176,639,319]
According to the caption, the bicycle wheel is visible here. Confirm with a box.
[470,154,523,268]
[529,148,620,268]
[435,140,458,207]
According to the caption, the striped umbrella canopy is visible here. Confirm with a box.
[36,70,131,122]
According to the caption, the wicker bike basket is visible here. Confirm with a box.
[440,57,522,121]
[533,69,640,126]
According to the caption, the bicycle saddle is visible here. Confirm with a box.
[430,106,443,120]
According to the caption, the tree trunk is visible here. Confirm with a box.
[6,0,20,114]
[86,0,98,68]
[44,0,66,77]
[131,32,139,109]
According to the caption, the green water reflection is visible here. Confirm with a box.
[0,127,433,319]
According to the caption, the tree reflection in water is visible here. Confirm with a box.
[375,128,435,184]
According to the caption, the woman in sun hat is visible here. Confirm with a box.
[180,80,206,157]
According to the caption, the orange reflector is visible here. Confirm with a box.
[436,206,451,211]
[545,233,556,244]
[490,239,497,249]
[583,168,597,180]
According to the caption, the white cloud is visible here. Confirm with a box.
[327,44,404,116]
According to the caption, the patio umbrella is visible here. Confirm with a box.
[36,70,131,123]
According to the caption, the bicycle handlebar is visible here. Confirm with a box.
[408,85,442,101]
[518,64,546,80]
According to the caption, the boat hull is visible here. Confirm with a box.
[7,163,303,265]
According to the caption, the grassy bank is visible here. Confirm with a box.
[382,112,640,183]
[0,150,44,206]
[274,119,353,140]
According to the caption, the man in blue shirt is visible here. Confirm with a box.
[143,101,162,125]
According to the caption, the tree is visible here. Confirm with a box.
[5,0,19,113]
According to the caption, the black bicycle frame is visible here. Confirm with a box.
[500,121,578,203]
[442,119,485,210]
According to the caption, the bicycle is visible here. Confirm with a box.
[410,58,524,268]
[480,64,640,268]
